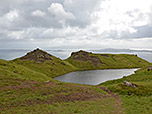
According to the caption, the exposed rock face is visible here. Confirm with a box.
[71,50,103,66]
[123,81,137,88]
[20,48,53,62]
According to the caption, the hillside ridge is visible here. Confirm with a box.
[70,50,103,66]
[65,50,151,70]
[20,48,53,62]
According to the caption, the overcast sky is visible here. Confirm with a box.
[0,0,152,50]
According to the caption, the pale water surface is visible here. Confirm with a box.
[54,69,138,85]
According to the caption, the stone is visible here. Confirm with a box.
[123,81,137,88]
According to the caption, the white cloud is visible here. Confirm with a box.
[31,10,46,17]
[7,31,25,39]
[0,9,20,29]
[5,10,19,22]
[48,3,75,20]
[89,0,152,38]
[41,26,78,38]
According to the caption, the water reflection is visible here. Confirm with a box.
[54,69,138,85]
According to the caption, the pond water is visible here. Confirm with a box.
[54,69,138,85]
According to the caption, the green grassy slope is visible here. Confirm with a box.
[100,66,152,114]
[0,49,126,114]
[65,50,151,70]
[0,59,123,114]
[0,49,151,114]
[13,49,76,78]
[0,59,53,83]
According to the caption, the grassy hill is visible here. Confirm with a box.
[13,48,76,78]
[0,49,151,113]
[65,50,151,70]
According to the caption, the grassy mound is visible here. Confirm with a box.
[13,48,76,78]
[65,50,151,70]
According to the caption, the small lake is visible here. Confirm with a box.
[54,69,138,85]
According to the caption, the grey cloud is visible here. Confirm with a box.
[63,0,102,27]
[0,0,102,42]
[118,25,152,39]
[0,0,101,30]
[129,25,152,38]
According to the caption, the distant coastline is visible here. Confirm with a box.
[89,48,152,53]
[0,48,151,53]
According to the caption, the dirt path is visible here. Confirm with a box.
[97,86,125,114]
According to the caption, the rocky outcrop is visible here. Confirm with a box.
[20,48,53,62]
[71,50,103,66]
[123,81,137,88]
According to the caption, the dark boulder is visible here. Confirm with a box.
[147,67,152,71]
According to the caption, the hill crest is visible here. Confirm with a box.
[20,48,53,62]
[71,50,103,66]
[66,50,151,69]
